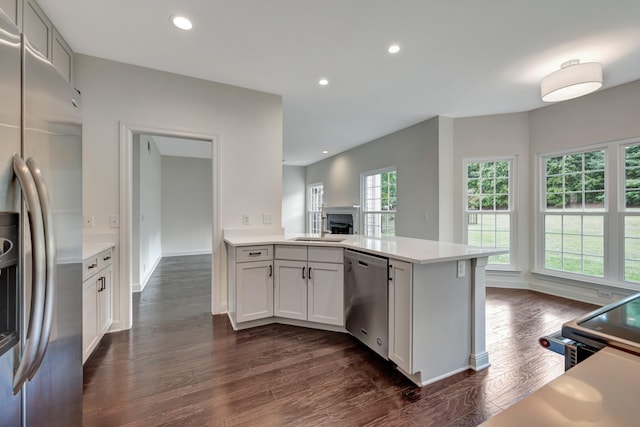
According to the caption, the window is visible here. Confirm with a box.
[541,149,605,277]
[464,159,513,266]
[362,168,396,237]
[307,183,323,234]
[623,144,640,283]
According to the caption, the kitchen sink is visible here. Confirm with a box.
[290,237,346,242]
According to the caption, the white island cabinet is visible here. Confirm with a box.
[227,245,274,325]
[274,245,344,326]
[225,231,501,387]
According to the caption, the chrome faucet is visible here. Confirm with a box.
[321,204,331,237]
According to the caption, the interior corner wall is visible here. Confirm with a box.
[138,135,162,289]
[161,155,213,256]
[305,117,440,240]
[75,54,283,325]
[282,165,306,234]
[438,117,454,242]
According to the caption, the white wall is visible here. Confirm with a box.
[76,54,282,330]
[306,117,441,240]
[137,135,162,288]
[161,155,212,256]
[282,165,305,234]
[452,112,531,287]
[132,133,140,286]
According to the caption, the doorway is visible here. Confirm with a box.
[119,123,221,330]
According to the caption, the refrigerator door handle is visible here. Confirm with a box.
[11,154,47,394]
[26,157,56,380]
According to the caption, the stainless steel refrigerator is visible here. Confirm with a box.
[0,9,83,427]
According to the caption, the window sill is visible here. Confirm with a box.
[486,266,522,276]
[531,269,640,292]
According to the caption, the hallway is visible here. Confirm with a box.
[82,256,596,426]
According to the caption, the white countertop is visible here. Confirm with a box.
[481,346,640,426]
[224,233,504,264]
[83,241,116,260]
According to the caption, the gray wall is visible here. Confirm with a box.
[161,155,212,256]
[137,135,162,288]
[306,116,441,240]
[282,165,305,234]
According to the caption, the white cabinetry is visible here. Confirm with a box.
[387,258,474,385]
[0,0,74,82]
[82,247,113,364]
[388,259,412,373]
[227,245,274,325]
[274,245,344,327]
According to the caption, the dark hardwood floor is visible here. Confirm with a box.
[83,256,597,426]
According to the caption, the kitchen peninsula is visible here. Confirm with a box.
[224,231,505,386]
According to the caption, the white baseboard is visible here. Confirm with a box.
[486,269,636,306]
[133,255,162,293]
[162,250,212,257]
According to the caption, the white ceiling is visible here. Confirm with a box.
[39,0,640,166]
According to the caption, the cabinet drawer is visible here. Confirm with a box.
[83,256,99,280]
[275,245,307,261]
[236,245,272,262]
[97,248,113,270]
[308,246,343,264]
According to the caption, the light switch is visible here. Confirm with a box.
[263,214,272,224]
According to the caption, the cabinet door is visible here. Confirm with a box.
[307,262,344,326]
[274,260,307,320]
[22,0,51,57]
[82,277,99,364]
[237,260,273,322]
[388,260,412,373]
[97,265,113,336]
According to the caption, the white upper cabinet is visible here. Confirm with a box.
[0,0,19,26]
[22,0,50,57]
[0,0,75,83]
[52,28,72,83]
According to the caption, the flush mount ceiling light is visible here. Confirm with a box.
[171,15,193,30]
[318,78,329,86]
[388,44,401,54]
[322,150,329,154]
[541,59,603,102]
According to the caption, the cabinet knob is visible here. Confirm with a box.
[88,263,97,269]
[308,267,312,279]
[103,256,111,261]
[302,267,306,279]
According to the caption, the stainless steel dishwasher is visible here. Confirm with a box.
[344,249,389,359]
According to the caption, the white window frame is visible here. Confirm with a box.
[619,141,640,285]
[306,182,323,234]
[462,156,517,269]
[535,143,614,284]
[361,167,397,238]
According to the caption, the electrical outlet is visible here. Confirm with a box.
[109,215,120,228]
[242,215,250,225]
[263,214,272,224]
[457,260,465,278]
[597,289,613,299]
[83,215,94,228]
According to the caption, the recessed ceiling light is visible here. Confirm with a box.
[171,15,193,30]
[318,78,329,86]
[388,44,401,54]
[322,150,329,154]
